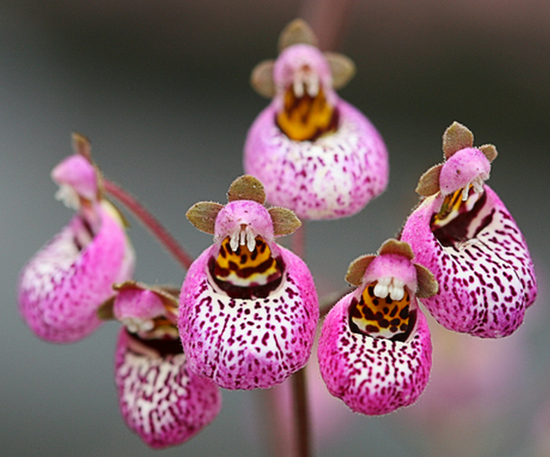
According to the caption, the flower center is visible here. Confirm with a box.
[124,315,179,340]
[431,184,483,230]
[126,330,183,357]
[276,84,338,141]
[349,279,413,341]
[430,185,492,247]
[210,236,284,299]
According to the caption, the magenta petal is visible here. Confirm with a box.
[18,203,134,343]
[401,185,537,337]
[244,99,388,220]
[318,293,432,415]
[179,245,319,390]
[115,329,222,448]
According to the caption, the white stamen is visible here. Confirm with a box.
[246,226,256,252]
[55,184,80,210]
[306,73,319,97]
[389,278,405,301]
[374,277,391,298]
[230,230,240,252]
[463,176,485,201]
[472,176,485,194]
[461,185,470,201]
[239,228,246,247]
[374,277,406,301]
[121,317,155,334]
[229,225,257,252]
[294,79,304,98]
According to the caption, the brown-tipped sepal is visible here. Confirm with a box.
[268,206,302,236]
[72,132,92,161]
[442,122,474,159]
[227,175,266,204]
[325,52,356,89]
[277,18,318,52]
[186,202,224,235]
[345,255,376,286]
[251,60,275,98]
[416,163,443,197]
[378,239,415,260]
[479,144,498,162]
[414,264,439,298]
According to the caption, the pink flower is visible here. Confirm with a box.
[17,134,135,343]
[318,239,437,415]
[244,19,388,220]
[112,282,221,449]
[179,175,319,390]
[401,122,537,337]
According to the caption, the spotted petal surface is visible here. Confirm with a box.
[401,185,537,337]
[244,99,388,220]
[115,329,221,448]
[179,244,319,390]
[318,291,432,415]
[18,202,134,342]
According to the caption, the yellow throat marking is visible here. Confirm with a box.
[276,87,337,142]
[214,236,281,288]
[350,281,411,339]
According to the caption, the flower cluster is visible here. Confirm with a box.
[17,18,537,453]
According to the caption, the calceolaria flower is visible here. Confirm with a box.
[318,239,437,415]
[401,122,537,338]
[244,19,388,220]
[18,134,135,343]
[179,175,319,390]
[108,282,221,448]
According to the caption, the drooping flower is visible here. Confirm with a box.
[318,239,437,415]
[179,175,319,390]
[401,122,537,338]
[109,282,222,449]
[17,134,135,343]
[244,19,388,220]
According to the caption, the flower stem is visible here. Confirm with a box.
[103,178,194,270]
[290,225,312,457]
[292,367,312,457]
[299,0,355,50]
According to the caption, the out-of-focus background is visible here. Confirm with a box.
[1,1,549,456]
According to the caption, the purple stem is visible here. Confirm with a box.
[103,178,194,271]
[299,0,355,50]
[290,224,312,457]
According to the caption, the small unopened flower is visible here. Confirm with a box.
[110,282,221,449]
[179,175,319,390]
[401,122,537,338]
[244,19,388,220]
[17,134,135,343]
[318,239,437,415]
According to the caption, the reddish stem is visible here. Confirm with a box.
[292,367,311,457]
[103,178,194,271]
[290,224,312,457]
[300,0,355,50]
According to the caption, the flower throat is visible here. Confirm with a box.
[276,87,339,141]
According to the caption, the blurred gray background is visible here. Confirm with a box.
[1,1,549,456]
